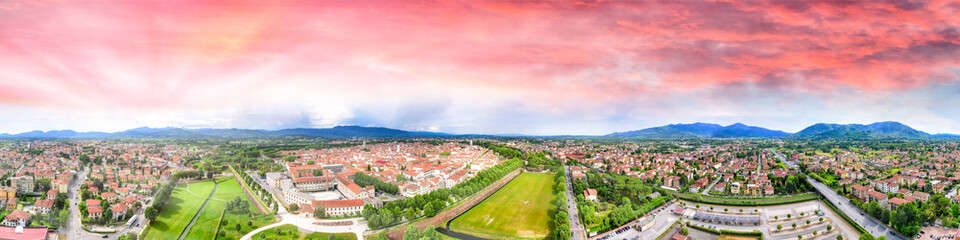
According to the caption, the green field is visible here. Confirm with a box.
[450,172,555,239]
[178,177,275,240]
[213,176,276,240]
[143,179,218,240]
[184,177,236,240]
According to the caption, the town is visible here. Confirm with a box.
[0,136,956,240]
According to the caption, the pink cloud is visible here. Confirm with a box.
[0,0,959,133]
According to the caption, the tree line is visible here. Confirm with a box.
[353,172,400,195]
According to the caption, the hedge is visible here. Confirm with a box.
[687,224,764,239]
[673,193,818,206]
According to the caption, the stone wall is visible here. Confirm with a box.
[386,169,523,239]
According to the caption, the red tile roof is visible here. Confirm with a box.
[34,199,54,208]
[0,226,47,240]
[4,210,31,221]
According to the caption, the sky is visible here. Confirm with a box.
[1,0,959,135]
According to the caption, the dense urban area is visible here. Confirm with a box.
[0,127,959,240]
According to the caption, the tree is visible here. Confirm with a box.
[144,206,159,220]
[798,235,802,240]
[329,234,336,240]
[775,216,779,220]
[859,234,875,240]
[402,226,420,240]
[289,203,299,212]
[777,224,783,231]
[792,223,797,228]
[826,225,832,231]
[837,235,843,240]
[235,223,241,231]
[315,206,326,219]
[680,227,689,235]
[422,226,438,240]
[806,219,811,225]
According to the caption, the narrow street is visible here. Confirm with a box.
[62,166,148,240]
[563,165,586,240]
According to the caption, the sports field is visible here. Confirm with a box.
[450,172,555,239]
[142,179,218,240]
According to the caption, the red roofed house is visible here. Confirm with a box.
[866,190,889,209]
[110,203,128,222]
[584,189,598,202]
[5,197,16,210]
[53,179,69,193]
[34,199,54,214]
[851,185,871,200]
[888,198,908,210]
[2,210,31,227]
[87,207,102,219]
[85,199,101,207]
[101,192,119,203]
[45,189,57,200]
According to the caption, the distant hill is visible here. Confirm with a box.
[0,126,449,139]
[605,123,790,138]
[792,121,930,139]
[712,123,792,138]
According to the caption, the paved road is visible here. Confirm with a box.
[806,176,906,240]
[62,167,147,240]
[563,165,586,240]
[770,149,905,240]
[946,185,958,199]
[701,169,723,195]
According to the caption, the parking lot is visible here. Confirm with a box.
[915,226,958,240]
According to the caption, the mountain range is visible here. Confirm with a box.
[0,121,955,139]
[604,123,791,138]
[0,126,450,139]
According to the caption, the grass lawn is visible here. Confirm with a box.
[142,179,218,240]
[184,178,236,239]
[450,172,555,239]
[304,232,359,240]
[252,224,300,240]
[215,177,276,240]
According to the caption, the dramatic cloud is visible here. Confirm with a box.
[1,0,959,134]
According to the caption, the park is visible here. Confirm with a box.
[449,172,556,239]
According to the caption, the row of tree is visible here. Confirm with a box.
[551,173,571,240]
[854,193,960,236]
[353,172,400,195]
